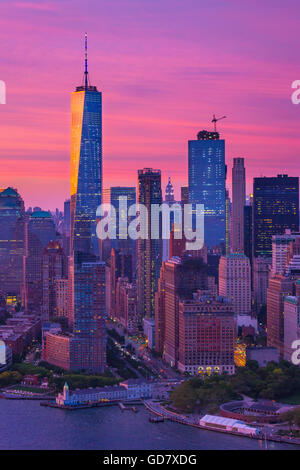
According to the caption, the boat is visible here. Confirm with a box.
[149,415,164,423]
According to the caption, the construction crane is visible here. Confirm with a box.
[211,114,226,132]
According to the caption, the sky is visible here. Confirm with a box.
[0,0,300,210]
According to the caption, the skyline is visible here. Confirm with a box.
[1,0,300,209]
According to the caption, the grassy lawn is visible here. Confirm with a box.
[10,385,48,394]
[280,392,300,405]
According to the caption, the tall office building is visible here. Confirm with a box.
[267,274,293,357]
[271,230,297,275]
[42,241,66,322]
[219,253,251,316]
[253,175,299,258]
[44,36,106,373]
[253,256,271,312]
[70,35,102,257]
[244,204,252,263]
[0,188,25,298]
[137,168,162,323]
[231,158,245,253]
[108,248,133,320]
[181,186,189,205]
[155,254,208,365]
[225,189,231,255]
[104,186,136,256]
[178,293,235,375]
[284,281,300,362]
[188,130,226,249]
[25,210,56,313]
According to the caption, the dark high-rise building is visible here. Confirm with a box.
[188,130,226,249]
[42,241,66,322]
[25,210,56,313]
[231,158,245,253]
[106,186,136,256]
[137,168,162,323]
[181,186,189,205]
[70,254,106,372]
[225,189,231,255]
[109,248,133,319]
[267,274,293,358]
[0,188,25,299]
[253,175,299,258]
[155,254,208,365]
[244,204,252,263]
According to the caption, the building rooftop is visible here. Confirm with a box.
[30,210,52,218]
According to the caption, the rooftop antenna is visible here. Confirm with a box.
[84,32,88,89]
[212,114,226,132]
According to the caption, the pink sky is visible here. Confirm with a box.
[0,0,300,209]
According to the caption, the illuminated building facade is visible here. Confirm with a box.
[267,274,293,357]
[42,241,66,322]
[137,168,162,323]
[44,37,106,373]
[70,39,102,257]
[253,175,299,258]
[284,281,300,363]
[188,130,226,249]
[218,253,251,316]
[231,158,245,253]
[177,294,235,375]
[0,188,25,298]
[155,254,208,364]
[25,210,56,313]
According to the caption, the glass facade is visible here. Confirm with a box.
[137,168,162,321]
[0,188,25,298]
[71,86,102,256]
[253,175,299,258]
[188,131,226,249]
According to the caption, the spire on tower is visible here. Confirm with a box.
[84,32,88,89]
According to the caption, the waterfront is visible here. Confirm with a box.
[0,400,298,450]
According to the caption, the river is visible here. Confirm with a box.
[0,400,297,450]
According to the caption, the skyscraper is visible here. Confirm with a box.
[25,210,56,313]
[253,175,299,258]
[231,158,245,253]
[69,36,106,372]
[244,204,252,264]
[104,186,136,256]
[44,36,106,373]
[188,130,226,249]
[155,254,208,365]
[178,294,235,375]
[137,168,162,323]
[0,188,25,299]
[218,253,251,316]
[71,34,102,257]
[271,230,297,275]
[267,274,293,357]
[42,241,66,322]
[284,281,300,363]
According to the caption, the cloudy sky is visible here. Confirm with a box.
[0,0,300,209]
